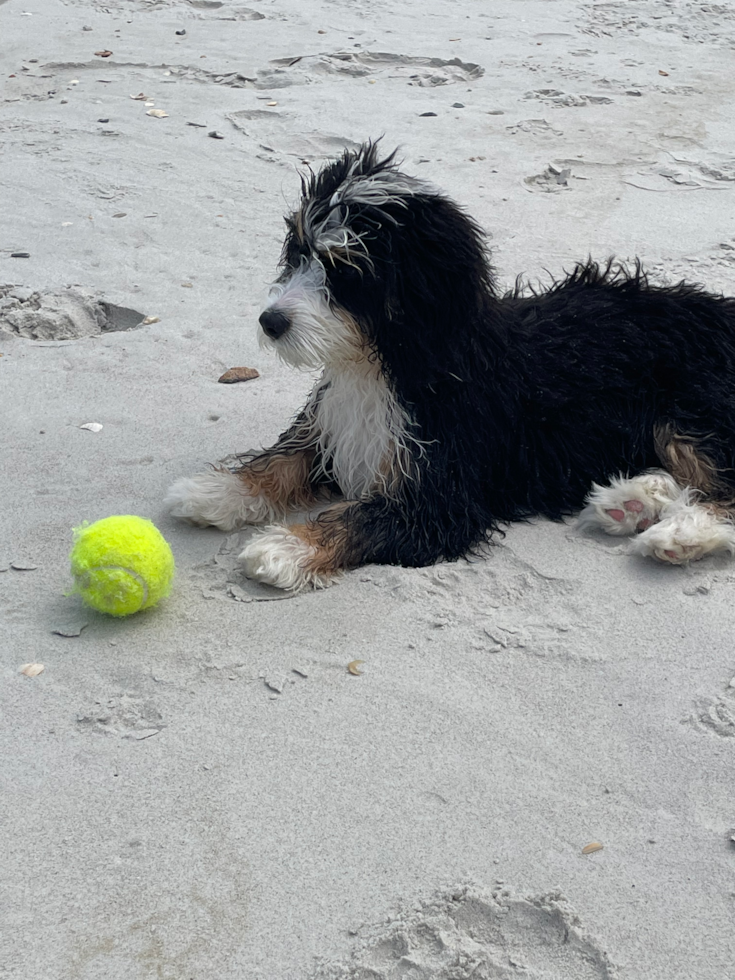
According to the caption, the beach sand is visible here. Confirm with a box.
[2,1,735,977]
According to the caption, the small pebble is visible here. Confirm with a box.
[175,29,186,35]
[419,112,437,117]
[10,252,30,258]
[452,102,465,108]
[208,130,224,139]
[98,117,109,123]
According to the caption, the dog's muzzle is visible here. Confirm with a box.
[259,308,290,340]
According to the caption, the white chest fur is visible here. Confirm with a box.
[313,359,414,500]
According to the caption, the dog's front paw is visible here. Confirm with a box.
[630,495,735,564]
[164,469,277,531]
[239,525,338,591]
[578,469,682,536]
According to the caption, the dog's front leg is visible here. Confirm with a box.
[165,405,324,532]
[165,447,320,532]
[240,495,481,590]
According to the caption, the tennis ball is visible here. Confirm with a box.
[70,515,175,617]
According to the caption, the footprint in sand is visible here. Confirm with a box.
[0,286,146,340]
[257,50,484,89]
[584,0,735,47]
[310,885,618,980]
[226,109,362,161]
[691,692,735,738]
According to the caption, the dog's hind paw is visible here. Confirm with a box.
[578,469,682,536]
[629,494,735,564]
[239,525,338,591]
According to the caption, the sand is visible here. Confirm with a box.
[2,1,735,977]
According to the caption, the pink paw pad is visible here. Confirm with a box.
[623,499,644,513]
[606,508,625,522]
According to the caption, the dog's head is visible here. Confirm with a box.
[258,142,495,378]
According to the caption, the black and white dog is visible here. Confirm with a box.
[166,142,735,590]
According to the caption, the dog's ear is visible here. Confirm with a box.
[373,193,500,390]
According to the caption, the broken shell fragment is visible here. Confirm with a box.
[347,660,365,676]
[582,842,604,854]
[218,366,260,384]
[20,663,45,677]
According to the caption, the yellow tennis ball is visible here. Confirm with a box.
[70,515,175,617]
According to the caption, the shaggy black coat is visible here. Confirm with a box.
[267,145,735,569]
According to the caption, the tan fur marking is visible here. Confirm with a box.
[234,451,319,515]
[704,501,735,520]
[287,502,354,576]
[654,423,732,500]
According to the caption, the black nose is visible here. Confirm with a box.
[259,308,290,340]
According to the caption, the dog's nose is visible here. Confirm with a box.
[259,309,290,340]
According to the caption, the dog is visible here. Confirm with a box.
[165,142,735,590]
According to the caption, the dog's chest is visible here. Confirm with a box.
[314,362,410,499]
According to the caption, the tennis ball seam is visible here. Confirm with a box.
[80,565,149,610]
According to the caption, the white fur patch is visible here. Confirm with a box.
[164,469,278,531]
[260,260,359,369]
[239,525,336,590]
[578,469,682,536]
[261,259,419,499]
[629,492,735,564]
[311,358,418,499]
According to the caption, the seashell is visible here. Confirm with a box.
[218,366,259,384]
